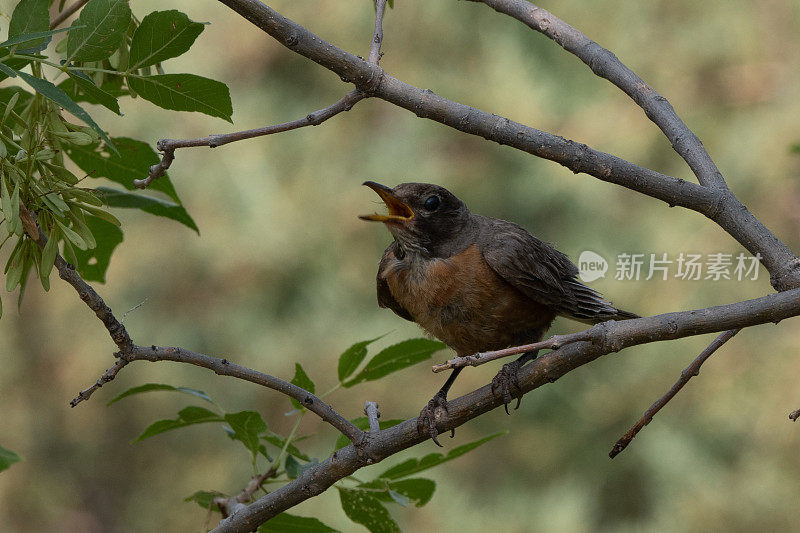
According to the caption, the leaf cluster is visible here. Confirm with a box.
[0,0,232,317]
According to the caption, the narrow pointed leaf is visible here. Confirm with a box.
[67,0,131,62]
[343,338,446,387]
[8,0,49,52]
[0,26,77,49]
[13,69,115,152]
[129,10,206,70]
[377,432,506,480]
[224,411,267,457]
[0,444,23,472]
[134,406,222,442]
[107,382,214,406]
[337,335,384,382]
[257,513,339,533]
[289,363,315,410]
[337,488,400,533]
[62,71,121,115]
[127,73,232,122]
[96,187,198,233]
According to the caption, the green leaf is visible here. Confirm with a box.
[40,227,59,283]
[337,335,384,382]
[184,490,225,510]
[127,73,233,122]
[289,363,315,410]
[262,434,310,461]
[96,187,198,233]
[224,411,268,458]
[13,69,115,152]
[129,10,206,70]
[107,382,214,406]
[134,406,222,442]
[337,488,400,533]
[359,478,436,507]
[285,455,319,479]
[0,444,22,473]
[334,417,403,451]
[343,338,446,387]
[8,0,49,52]
[62,71,121,115]
[258,512,339,533]
[67,0,131,62]
[0,27,77,50]
[377,432,506,480]
[65,138,181,202]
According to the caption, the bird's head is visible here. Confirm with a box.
[359,181,471,257]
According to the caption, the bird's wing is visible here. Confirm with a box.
[478,217,637,324]
[376,242,414,322]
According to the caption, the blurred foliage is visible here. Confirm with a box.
[1,0,800,532]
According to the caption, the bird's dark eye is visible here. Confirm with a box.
[423,195,440,211]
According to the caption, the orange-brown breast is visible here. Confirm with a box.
[381,244,556,355]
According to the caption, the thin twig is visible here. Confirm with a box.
[364,401,380,433]
[72,343,365,445]
[50,0,89,30]
[213,467,278,516]
[69,357,129,407]
[432,329,595,373]
[137,0,388,190]
[19,204,132,352]
[609,328,741,458]
[134,90,366,189]
[367,0,388,65]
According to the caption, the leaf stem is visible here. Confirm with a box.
[270,412,305,471]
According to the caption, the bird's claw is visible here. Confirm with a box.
[417,392,451,447]
[491,360,524,414]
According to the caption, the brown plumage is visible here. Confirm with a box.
[361,181,637,445]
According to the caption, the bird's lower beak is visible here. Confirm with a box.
[359,181,415,224]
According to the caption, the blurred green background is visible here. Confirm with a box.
[2,0,800,531]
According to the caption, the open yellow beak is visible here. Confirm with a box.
[359,181,415,223]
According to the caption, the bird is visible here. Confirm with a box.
[360,181,638,446]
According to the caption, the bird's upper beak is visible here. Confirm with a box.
[359,181,415,224]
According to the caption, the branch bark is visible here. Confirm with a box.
[609,328,740,458]
[215,0,800,291]
[212,287,800,532]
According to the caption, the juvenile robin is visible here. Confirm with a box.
[360,181,638,446]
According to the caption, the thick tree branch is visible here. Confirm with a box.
[50,0,90,30]
[122,344,365,444]
[609,328,740,458]
[212,288,800,532]
[19,204,132,352]
[214,0,800,291]
[469,0,726,189]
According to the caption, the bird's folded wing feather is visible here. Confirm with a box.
[478,217,634,324]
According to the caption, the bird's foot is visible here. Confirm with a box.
[417,391,453,447]
[491,359,524,414]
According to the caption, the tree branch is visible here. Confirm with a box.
[214,0,800,291]
[134,90,366,189]
[364,401,380,433]
[50,0,90,30]
[469,0,726,189]
[609,328,740,458]
[431,328,595,373]
[212,288,800,532]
